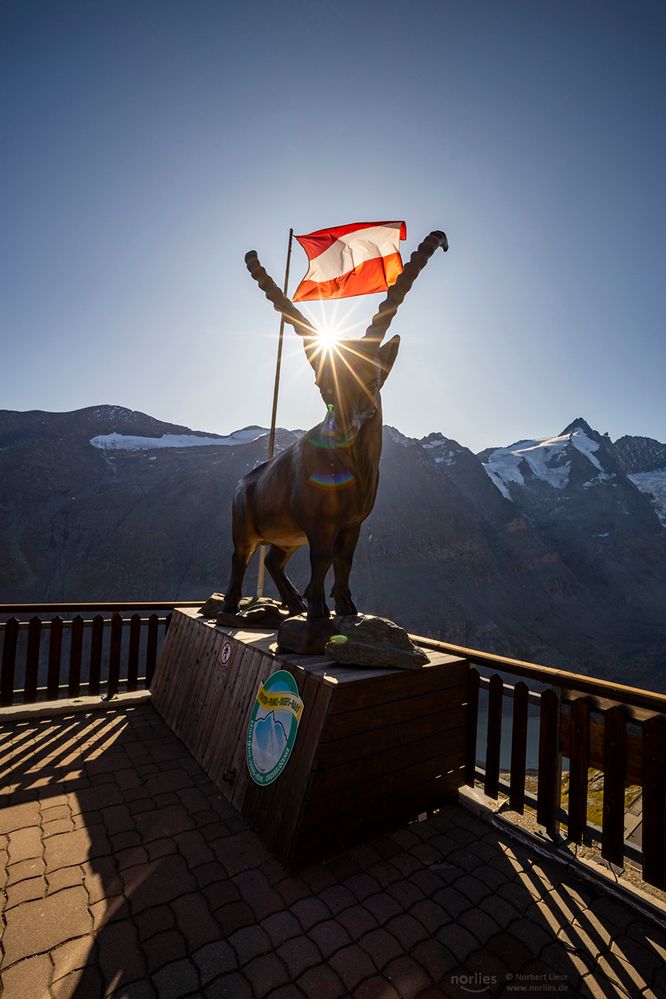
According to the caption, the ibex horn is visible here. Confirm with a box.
[245,251,316,341]
[363,230,448,344]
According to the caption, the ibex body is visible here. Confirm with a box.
[223,230,448,620]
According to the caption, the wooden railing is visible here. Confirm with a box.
[0,602,202,706]
[413,635,666,892]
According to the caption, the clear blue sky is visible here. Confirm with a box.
[1,1,664,452]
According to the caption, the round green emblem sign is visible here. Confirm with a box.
[246,670,304,786]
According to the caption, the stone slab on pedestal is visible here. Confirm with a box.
[151,607,469,867]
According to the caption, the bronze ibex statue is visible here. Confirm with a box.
[222,230,448,620]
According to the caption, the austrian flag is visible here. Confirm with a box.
[293,220,406,302]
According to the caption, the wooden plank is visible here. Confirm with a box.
[46,616,63,701]
[24,616,42,703]
[310,725,466,800]
[465,667,480,786]
[1,617,19,707]
[145,613,159,687]
[66,615,83,698]
[299,744,466,829]
[509,680,528,813]
[327,659,467,713]
[642,715,666,890]
[295,770,462,866]
[560,712,643,785]
[322,683,468,742]
[206,645,262,789]
[107,613,122,697]
[126,614,141,692]
[601,705,627,868]
[537,688,561,840]
[484,674,503,799]
[88,615,104,697]
[315,705,466,769]
[567,698,591,842]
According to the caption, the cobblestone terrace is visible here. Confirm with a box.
[1,704,665,998]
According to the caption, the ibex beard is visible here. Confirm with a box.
[222,230,448,621]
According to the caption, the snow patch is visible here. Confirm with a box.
[481,429,608,498]
[90,427,268,451]
[629,470,666,526]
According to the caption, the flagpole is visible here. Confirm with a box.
[256,227,294,599]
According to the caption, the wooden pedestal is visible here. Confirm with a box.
[151,608,468,867]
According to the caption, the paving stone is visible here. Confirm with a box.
[385,912,430,951]
[458,906,501,945]
[45,827,109,871]
[5,874,45,908]
[115,845,150,871]
[8,825,42,863]
[134,804,195,843]
[46,864,84,896]
[383,955,432,996]
[215,900,256,936]
[41,803,71,823]
[210,831,269,875]
[122,854,198,914]
[43,817,76,837]
[317,884,356,916]
[329,943,377,991]
[324,856,361,882]
[411,938,458,981]
[337,903,379,938]
[261,910,304,948]
[203,878,240,911]
[487,929,541,972]
[51,963,105,999]
[385,878,426,910]
[146,836,178,862]
[6,856,45,884]
[353,976,400,998]
[454,873,491,906]
[243,952,290,995]
[308,918,352,960]
[152,958,200,999]
[81,855,123,902]
[193,939,238,985]
[51,933,96,982]
[363,891,403,925]
[345,873,381,902]
[1,953,52,997]
[436,923,479,963]
[0,800,41,834]
[299,864,337,895]
[273,875,312,907]
[412,898,455,936]
[292,896,330,931]
[297,962,346,998]
[3,885,91,964]
[359,927,404,970]
[143,928,188,974]
[229,924,272,966]
[232,868,283,920]
[390,853,422,878]
[98,918,146,984]
[109,977,156,998]
[275,936,321,979]
[204,970,253,998]
[171,891,221,950]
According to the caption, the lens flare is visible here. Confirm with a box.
[317,321,340,350]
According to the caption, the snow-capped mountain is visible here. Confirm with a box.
[614,435,666,527]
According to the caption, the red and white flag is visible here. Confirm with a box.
[293,220,406,302]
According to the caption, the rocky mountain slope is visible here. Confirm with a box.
[2,406,665,690]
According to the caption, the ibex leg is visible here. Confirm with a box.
[331,525,360,616]
[304,528,336,620]
[222,543,258,613]
[265,545,307,615]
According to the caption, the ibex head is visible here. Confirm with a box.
[245,230,448,442]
